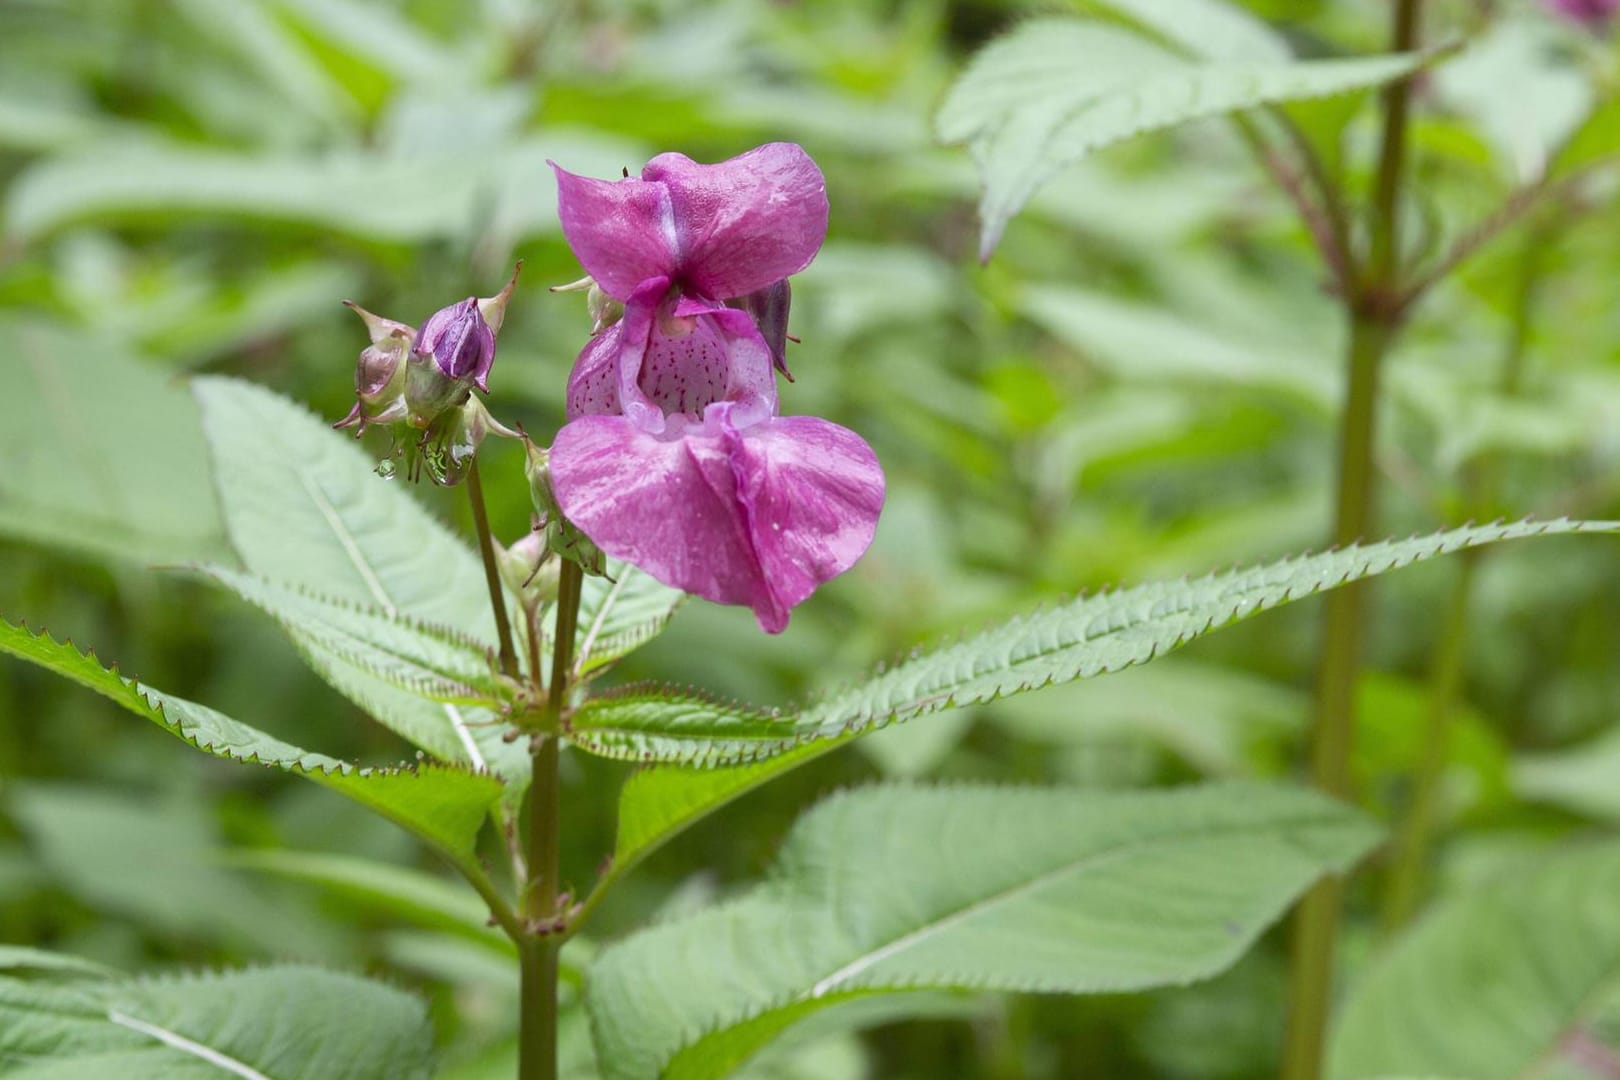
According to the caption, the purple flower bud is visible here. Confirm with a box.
[1543,0,1618,22]
[335,302,413,433]
[415,298,496,392]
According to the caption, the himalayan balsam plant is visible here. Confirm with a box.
[2,2,1619,1079]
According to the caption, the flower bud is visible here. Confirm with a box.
[730,279,793,379]
[335,302,413,433]
[416,298,496,390]
[499,529,561,609]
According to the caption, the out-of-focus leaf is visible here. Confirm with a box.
[1514,725,1620,822]
[0,619,504,866]
[193,378,527,783]
[1019,285,1338,409]
[587,782,1379,1080]
[8,785,336,956]
[1331,843,1620,1080]
[567,520,1619,764]
[0,319,226,565]
[230,848,513,956]
[0,961,435,1080]
[4,132,638,248]
[937,17,1426,257]
[1085,0,1291,63]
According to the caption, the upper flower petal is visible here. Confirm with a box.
[642,143,829,301]
[548,405,883,633]
[551,164,679,301]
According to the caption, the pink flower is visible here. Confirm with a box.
[546,144,884,633]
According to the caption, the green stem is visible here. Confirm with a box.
[1378,216,1551,931]
[467,460,521,681]
[517,558,583,1080]
[1281,1,1423,1068]
[1380,549,1477,930]
[1280,313,1395,1080]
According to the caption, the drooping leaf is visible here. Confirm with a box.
[230,849,513,957]
[0,618,503,867]
[0,318,226,565]
[193,378,527,784]
[1331,842,1620,1080]
[1514,726,1620,823]
[587,782,1379,1080]
[936,17,1426,257]
[0,962,435,1080]
[570,519,1618,765]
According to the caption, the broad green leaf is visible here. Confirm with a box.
[0,949,111,979]
[195,567,506,706]
[1331,843,1620,1080]
[936,17,1425,257]
[0,319,226,565]
[587,782,1379,1080]
[193,378,527,783]
[230,849,513,957]
[569,519,1619,765]
[572,562,685,676]
[0,962,434,1080]
[0,618,503,867]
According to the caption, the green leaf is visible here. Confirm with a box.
[230,849,514,957]
[569,519,1619,765]
[587,782,1379,1080]
[193,377,527,784]
[194,566,506,706]
[1331,842,1620,1080]
[0,962,434,1079]
[936,17,1426,257]
[0,618,503,867]
[572,562,685,676]
[0,318,226,565]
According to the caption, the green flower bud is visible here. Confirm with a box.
[499,529,560,609]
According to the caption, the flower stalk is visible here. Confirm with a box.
[519,557,582,1080]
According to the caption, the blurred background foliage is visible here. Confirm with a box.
[1,0,1617,1076]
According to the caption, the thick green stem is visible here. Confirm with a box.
[1380,549,1477,930]
[1279,2,1423,1073]
[518,559,583,1080]
[1280,314,1394,1080]
[467,460,521,681]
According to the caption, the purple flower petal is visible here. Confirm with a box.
[564,328,621,419]
[551,164,678,301]
[549,406,882,633]
[642,143,829,301]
